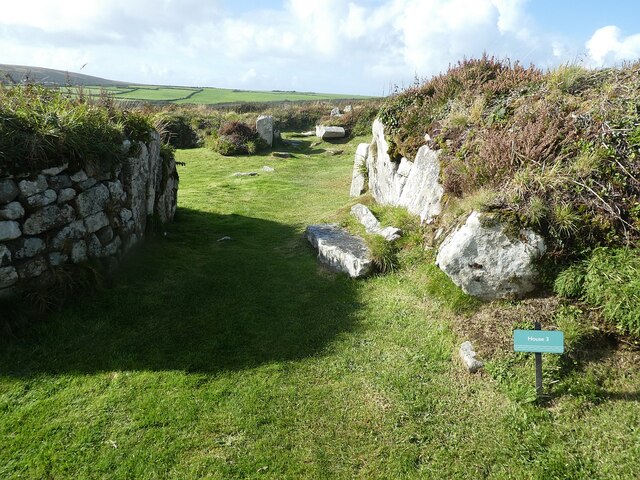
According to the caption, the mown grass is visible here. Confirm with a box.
[1,135,639,479]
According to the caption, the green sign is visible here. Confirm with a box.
[513,330,564,354]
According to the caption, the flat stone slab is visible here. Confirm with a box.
[272,152,292,159]
[305,224,373,278]
[316,125,346,140]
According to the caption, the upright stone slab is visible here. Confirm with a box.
[397,145,443,223]
[436,212,546,300]
[305,224,373,278]
[256,115,274,147]
[367,119,405,205]
[350,143,369,197]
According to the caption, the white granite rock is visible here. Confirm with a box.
[305,224,373,278]
[460,341,484,373]
[397,145,443,223]
[436,212,546,300]
[349,143,369,198]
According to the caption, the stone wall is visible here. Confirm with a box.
[0,131,178,297]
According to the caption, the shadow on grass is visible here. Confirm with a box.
[0,207,361,376]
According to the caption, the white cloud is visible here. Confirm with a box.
[0,0,579,94]
[586,26,640,66]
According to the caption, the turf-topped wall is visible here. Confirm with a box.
[0,131,178,298]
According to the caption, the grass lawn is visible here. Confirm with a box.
[1,136,639,479]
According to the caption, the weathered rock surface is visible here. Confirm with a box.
[0,266,19,288]
[397,145,443,223]
[18,176,48,197]
[256,115,274,147]
[0,202,25,220]
[0,221,22,241]
[13,237,46,260]
[362,119,443,223]
[350,143,369,197]
[0,179,19,204]
[305,224,373,278]
[459,341,484,373]
[25,189,57,209]
[316,126,346,140]
[436,212,546,300]
[23,204,76,235]
[330,107,341,117]
[232,172,258,177]
[350,204,402,241]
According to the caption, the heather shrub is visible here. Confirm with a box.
[207,120,264,155]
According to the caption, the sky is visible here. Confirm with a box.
[1,0,640,95]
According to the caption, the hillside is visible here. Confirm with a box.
[0,64,125,86]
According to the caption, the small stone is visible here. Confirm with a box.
[271,152,292,159]
[70,170,88,183]
[378,226,403,242]
[330,107,341,117]
[262,166,275,172]
[122,139,132,153]
[103,236,122,256]
[48,252,68,267]
[327,149,344,156]
[71,241,88,263]
[23,204,76,235]
[0,202,25,220]
[84,211,109,233]
[0,221,21,241]
[42,163,68,176]
[231,172,258,177]
[48,174,72,190]
[459,341,484,373]
[18,175,48,197]
[25,189,57,208]
[75,184,110,217]
[78,178,98,190]
[57,188,77,204]
[87,234,103,258]
[51,220,87,250]
[217,236,232,242]
[96,226,114,246]
[107,180,126,203]
[300,131,315,137]
[0,266,19,288]
[0,245,11,266]
[16,257,47,279]
[0,179,19,204]
[13,237,46,260]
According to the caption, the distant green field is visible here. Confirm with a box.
[73,85,370,105]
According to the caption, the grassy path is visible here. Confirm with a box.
[1,138,639,478]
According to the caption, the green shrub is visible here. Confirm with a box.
[0,84,153,176]
[555,247,640,337]
[208,120,264,156]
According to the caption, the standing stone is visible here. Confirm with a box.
[367,119,404,205]
[18,175,48,197]
[0,179,19,204]
[330,107,341,117]
[350,143,369,197]
[23,204,76,235]
[315,126,346,140]
[436,212,546,300]
[0,202,25,220]
[397,145,443,223]
[344,105,353,113]
[256,115,274,148]
[123,145,150,236]
[0,221,21,241]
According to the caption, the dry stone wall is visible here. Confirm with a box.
[0,131,178,297]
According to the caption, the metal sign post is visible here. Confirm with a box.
[513,324,564,398]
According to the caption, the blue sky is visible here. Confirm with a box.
[2,0,640,95]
